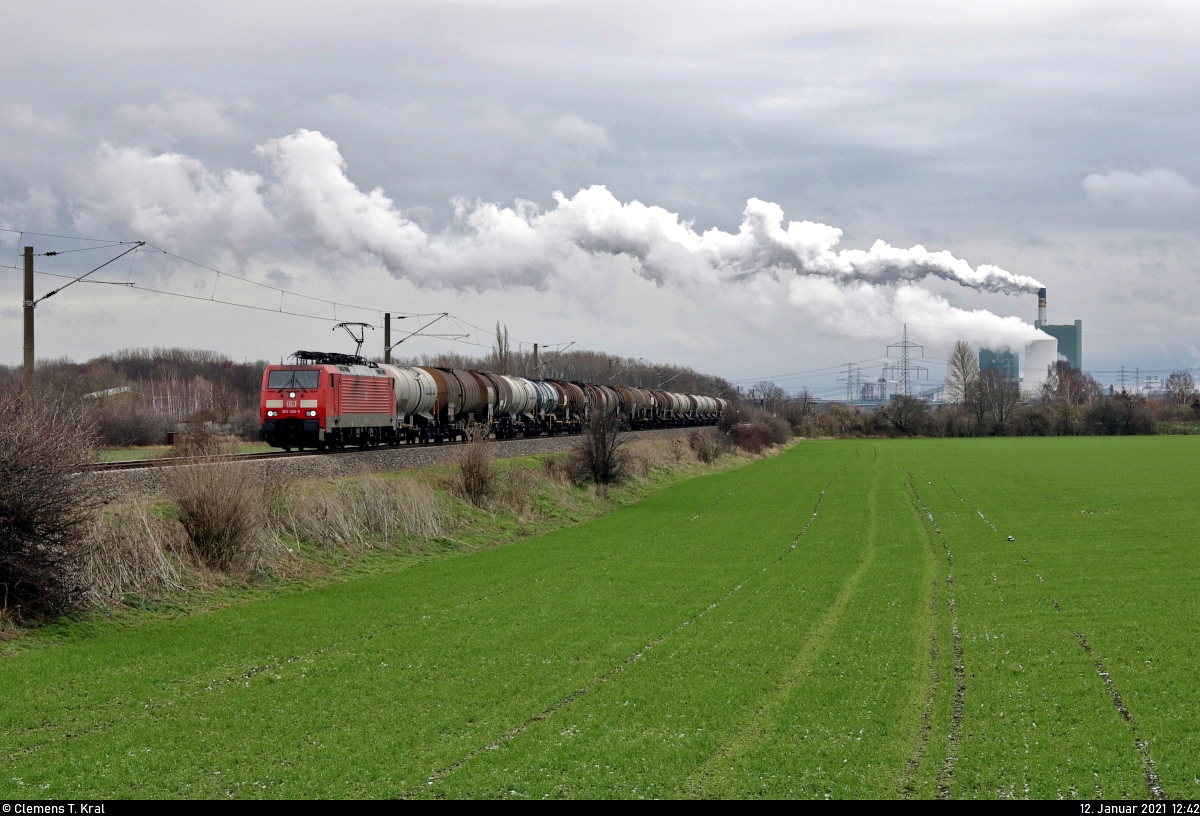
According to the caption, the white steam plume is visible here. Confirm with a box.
[248,130,1043,294]
[68,129,1042,296]
[22,129,1051,357]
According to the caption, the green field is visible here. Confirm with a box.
[4,437,1197,799]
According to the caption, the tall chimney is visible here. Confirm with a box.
[1037,287,1047,325]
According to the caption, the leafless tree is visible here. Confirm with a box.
[980,366,1021,432]
[1165,370,1197,403]
[1041,361,1102,406]
[491,322,512,375]
[212,382,239,425]
[753,381,788,411]
[795,388,815,416]
[945,341,979,405]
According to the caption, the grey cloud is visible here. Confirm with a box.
[1084,168,1200,210]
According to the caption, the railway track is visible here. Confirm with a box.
[86,428,615,472]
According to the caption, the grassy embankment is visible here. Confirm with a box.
[3,436,1199,798]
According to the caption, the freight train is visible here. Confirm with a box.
[259,351,727,450]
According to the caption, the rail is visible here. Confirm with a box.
[85,424,700,472]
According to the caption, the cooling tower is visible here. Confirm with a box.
[1023,337,1058,394]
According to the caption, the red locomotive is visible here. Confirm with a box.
[259,351,394,450]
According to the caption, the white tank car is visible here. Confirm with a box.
[378,364,439,420]
[502,376,539,417]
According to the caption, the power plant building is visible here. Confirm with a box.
[979,348,1019,383]
[1034,287,1083,370]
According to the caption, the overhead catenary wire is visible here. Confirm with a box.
[31,243,144,306]
[5,248,563,351]
[0,226,138,244]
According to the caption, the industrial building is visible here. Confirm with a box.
[979,348,1019,384]
[1033,287,1083,371]
[1017,287,1083,394]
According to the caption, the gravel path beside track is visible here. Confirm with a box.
[91,426,698,500]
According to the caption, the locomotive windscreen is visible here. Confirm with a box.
[268,370,321,389]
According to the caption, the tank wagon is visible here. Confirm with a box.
[260,351,727,450]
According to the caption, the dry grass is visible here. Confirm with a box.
[288,476,443,550]
[85,501,187,601]
[625,438,691,478]
[494,464,539,516]
[289,484,366,551]
[540,454,576,485]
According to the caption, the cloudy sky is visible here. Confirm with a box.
[2,0,1198,396]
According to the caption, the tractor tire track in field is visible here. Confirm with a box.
[898,475,940,799]
[3,573,558,759]
[942,476,1166,801]
[1074,634,1166,799]
[907,477,964,800]
[681,466,873,798]
[417,483,837,799]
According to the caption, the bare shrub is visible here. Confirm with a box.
[688,428,728,464]
[0,393,98,619]
[457,429,495,508]
[728,422,771,454]
[572,410,628,485]
[719,403,792,452]
[162,461,278,571]
[668,437,692,464]
[174,425,236,457]
[89,399,166,447]
[768,417,791,445]
[86,501,186,600]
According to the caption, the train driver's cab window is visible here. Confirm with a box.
[293,371,320,389]
[268,370,321,389]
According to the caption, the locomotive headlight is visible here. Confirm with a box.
[289,391,296,398]
[306,410,317,417]
[267,410,277,417]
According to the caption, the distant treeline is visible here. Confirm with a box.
[0,348,269,446]
[770,344,1200,438]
